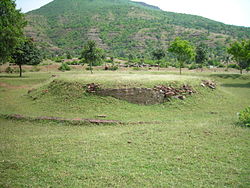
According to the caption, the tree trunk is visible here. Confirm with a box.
[90,61,93,74]
[240,68,242,74]
[19,64,22,77]
[179,62,182,75]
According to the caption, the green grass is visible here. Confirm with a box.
[0,71,250,187]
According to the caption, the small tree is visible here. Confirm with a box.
[168,37,195,75]
[0,0,27,63]
[152,48,165,70]
[195,43,208,71]
[227,40,250,74]
[11,38,42,77]
[81,40,104,74]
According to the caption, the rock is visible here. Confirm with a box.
[201,83,206,87]
[178,95,186,100]
[201,80,216,89]
[86,83,100,93]
[97,115,107,118]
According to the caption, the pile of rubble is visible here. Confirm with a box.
[154,84,196,100]
[85,83,100,93]
[201,80,216,89]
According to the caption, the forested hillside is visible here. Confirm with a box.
[25,0,250,59]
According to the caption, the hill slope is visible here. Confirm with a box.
[25,0,250,58]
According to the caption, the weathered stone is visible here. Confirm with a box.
[96,88,165,105]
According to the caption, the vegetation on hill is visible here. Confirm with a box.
[0,0,26,63]
[25,0,250,60]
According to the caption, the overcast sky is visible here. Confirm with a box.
[16,0,250,27]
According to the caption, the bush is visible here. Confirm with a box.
[30,66,41,72]
[228,64,240,69]
[217,63,225,68]
[188,63,198,70]
[58,63,71,71]
[5,66,14,73]
[239,107,250,127]
[246,67,250,72]
[108,65,118,71]
[133,67,141,71]
[85,67,93,71]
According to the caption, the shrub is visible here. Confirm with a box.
[217,63,225,68]
[188,63,198,70]
[133,67,141,71]
[85,67,93,71]
[30,66,41,72]
[108,65,118,71]
[246,67,250,72]
[228,64,240,69]
[5,66,14,73]
[58,63,71,71]
[239,107,250,127]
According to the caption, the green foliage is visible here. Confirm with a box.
[81,40,105,74]
[195,43,208,67]
[108,65,119,71]
[66,51,72,59]
[5,66,14,73]
[25,0,250,59]
[0,0,27,63]
[11,38,42,77]
[58,63,71,71]
[85,67,93,71]
[239,107,250,127]
[168,37,196,74]
[189,63,199,70]
[152,48,165,70]
[227,40,250,73]
[152,48,165,61]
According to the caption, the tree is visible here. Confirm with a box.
[227,40,250,74]
[195,43,208,71]
[168,37,195,75]
[81,40,104,74]
[0,0,26,63]
[11,38,42,77]
[152,48,165,70]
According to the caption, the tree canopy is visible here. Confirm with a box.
[227,40,250,74]
[11,38,42,77]
[195,43,208,69]
[152,48,165,70]
[168,37,196,74]
[0,0,26,63]
[81,40,105,74]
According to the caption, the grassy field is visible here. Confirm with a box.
[0,70,249,187]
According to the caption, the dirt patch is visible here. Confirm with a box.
[1,114,162,125]
[0,82,30,89]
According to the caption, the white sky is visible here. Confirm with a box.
[16,0,250,27]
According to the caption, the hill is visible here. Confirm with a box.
[25,0,250,59]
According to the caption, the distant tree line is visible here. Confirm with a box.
[1,0,249,75]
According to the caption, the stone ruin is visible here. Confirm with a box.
[85,83,199,105]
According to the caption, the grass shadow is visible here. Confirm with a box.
[0,75,28,78]
[210,74,250,80]
[234,122,250,128]
[221,82,250,88]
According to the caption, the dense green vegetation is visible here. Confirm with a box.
[25,0,250,60]
[0,71,249,187]
[0,0,26,62]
